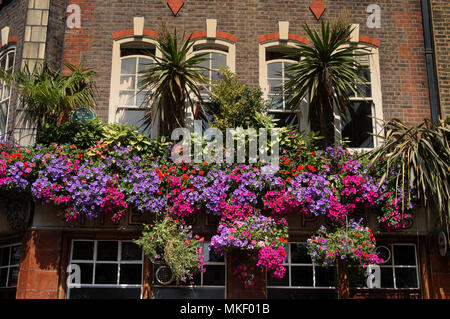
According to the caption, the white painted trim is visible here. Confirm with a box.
[278,21,289,41]
[108,36,161,138]
[0,26,9,47]
[206,19,217,39]
[133,17,145,37]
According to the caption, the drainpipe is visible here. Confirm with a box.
[421,0,441,123]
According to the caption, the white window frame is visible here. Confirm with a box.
[0,243,21,288]
[259,41,308,131]
[108,37,161,138]
[152,241,227,297]
[334,44,384,151]
[67,239,144,299]
[266,242,336,290]
[0,47,16,137]
[350,243,420,290]
[186,38,235,132]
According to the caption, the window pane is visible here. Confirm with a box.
[119,264,142,284]
[121,58,137,75]
[395,268,418,288]
[97,241,118,261]
[119,91,135,106]
[341,101,374,148]
[204,244,224,263]
[203,265,225,286]
[0,268,7,287]
[119,75,136,90]
[211,53,226,70]
[268,62,282,78]
[357,83,372,98]
[211,70,221,82]
[291,266,314,287]
[0,247,10,266]
[116,109,149,135]
[94,264,118,284]
[10,245,21,265]
[270,112,298,127]
[0,56,6,70]
[8,266,19,287]
[267,270,289,286]
[291,243,311,264]
[77,263,94,284]
[315,266,336,287]
[376,246,392,265]
[380,267,394,288]
[121,242,142,261]
[7,52,15,69]
[138,58,152,73]
[393,245,416,266]
[72,241,94,261]
[349,267,367,288]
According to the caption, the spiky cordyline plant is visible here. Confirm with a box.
[283,20,371,147]
[0,61,96,137]
[139,29,210,137]
[370,117,450,220]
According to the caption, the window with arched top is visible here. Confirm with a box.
[0,47,15,137]
[187,39,235,132]
[109,38,159,137]
[260,42,307,130]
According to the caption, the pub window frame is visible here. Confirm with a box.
[67,239,144,299]
[0,47,16,138]
[0,242,21,289]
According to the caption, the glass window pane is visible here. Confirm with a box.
[94,264,118,284]
[268,80,282,94]
[291,243,311,264]
[268,97,283,110]
[121,242,142,261]
[8,266,19,287]
[10,245,21,265]
[211,53,226,70]
[376,246,392,265]
[380,267,394,288]
[0,56,6,70]
[393,245,416,266]
[120,76,136,91]
[119,91,135,106]
[204,244,224,263]
[7,52,15,69]
[136,92,147,107]
[121,57,137,75]
[138,58,152,73]
[203,265,225,286]
[0,268,7,287]
[395,268,418,288]
[267,270,289,286]
[349,267,367,288]
[77,263,94,284]
[291,266,314,287]
[0,247,9,266]
[211,70,221,82]
[357,83,372,98]
[315,266,336,287]
[116,109,150,135]
[72,241,94,261]
[341,101,374,148]
[119,264,142,284]
[268,62,282,78]
[97,241,118,261]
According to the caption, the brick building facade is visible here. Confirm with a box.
[0,0,449,299]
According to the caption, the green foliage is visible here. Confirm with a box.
[0,61,96,134]
[134,217,205,284]
[140,28,209,136]
[38,118,104,149]
[370,117,450,220]
[207,67,273,132]
[283,20,370,146]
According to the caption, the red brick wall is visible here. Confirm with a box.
[16,230,62,299]
[428,233,450,299]
[60,0,432,125]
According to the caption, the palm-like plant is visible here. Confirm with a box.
[0,61,96,137]
[370,117,450,221]
[283,20,370,146]
[139,29,209,137]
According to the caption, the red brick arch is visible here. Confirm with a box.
[111,29,158,40]
[185,31,237,43]
[0,35,18,50]
[258,33,309,45]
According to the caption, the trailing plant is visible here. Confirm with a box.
[370,117,450,220]
[134,216,205,284]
